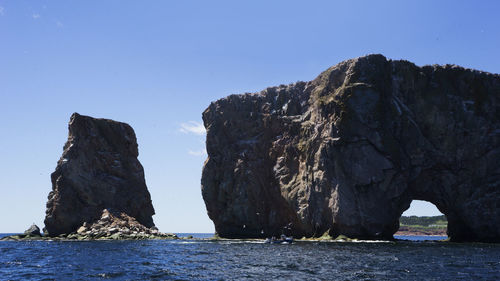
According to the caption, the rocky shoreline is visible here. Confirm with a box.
[1,209,178,241]
[0,235,448,242]
[0,233,178,242]
[1,224,448,242]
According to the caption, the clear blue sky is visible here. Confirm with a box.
[0,1,498,233]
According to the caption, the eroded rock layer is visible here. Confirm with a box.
[44,113,155,236]
[202,54,500,242]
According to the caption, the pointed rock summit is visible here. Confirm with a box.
[44,113,155,236]
[202,54,500,242]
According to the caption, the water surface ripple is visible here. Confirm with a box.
[0,236,498,280]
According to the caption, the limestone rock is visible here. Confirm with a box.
[44,113,155,236]
[201,54,500,242]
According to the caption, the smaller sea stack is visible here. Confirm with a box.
[44,113,155,236]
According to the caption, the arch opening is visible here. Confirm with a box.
[396,200,448,238]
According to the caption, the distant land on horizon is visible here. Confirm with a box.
[396,215,447,236]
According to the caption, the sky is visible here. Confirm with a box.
[0,0,498,233]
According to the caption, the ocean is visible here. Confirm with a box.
[0,233,498,280]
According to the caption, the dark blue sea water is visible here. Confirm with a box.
[1,233,499,280]
[394,235,447,241]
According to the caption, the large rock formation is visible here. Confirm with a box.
[202,54,500,242]
[44,113,155,236]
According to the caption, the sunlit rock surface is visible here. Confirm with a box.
[44,113,155,236]
[202,54,500,242]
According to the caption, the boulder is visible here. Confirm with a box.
[24,224,41,236]
[201,54,500,242]
[76,226,87,234]
[44,113,155,236]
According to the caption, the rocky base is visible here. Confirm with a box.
[0,233,177,241]
[301,234,384,242]
[68,209,176,240]
[1,210,178,241]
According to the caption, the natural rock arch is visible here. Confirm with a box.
[398,200,448,236]
[201,54,500,242]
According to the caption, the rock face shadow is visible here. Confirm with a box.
[201,54,500,242]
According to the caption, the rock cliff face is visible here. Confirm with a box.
[44,113,155,236]
[202,54,500,242]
